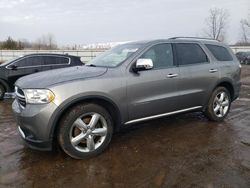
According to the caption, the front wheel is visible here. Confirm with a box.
[205,87,231,121]
[0,84,5,100]
[58,103,113,159]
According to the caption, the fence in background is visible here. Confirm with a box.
[0,49,107,63]
[0,46,250,63]
[230,46,250,53]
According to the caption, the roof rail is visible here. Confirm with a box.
[169,37,219,42]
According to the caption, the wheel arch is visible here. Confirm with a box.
[203,79,235,111]
[214,80,234,100]
[49,95,122,145]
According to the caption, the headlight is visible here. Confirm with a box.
[23,89,55,104]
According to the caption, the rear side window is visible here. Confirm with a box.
[175,43,208,65]
[15,56,44,67]
[205,44,233,61]
[44,56,69,65]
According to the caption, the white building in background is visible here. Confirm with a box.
[79,42,250,52]
[80,41,131,49]
[230,46,250,53]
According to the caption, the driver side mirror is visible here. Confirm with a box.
[9,64,18,70]
[133,58,153,72]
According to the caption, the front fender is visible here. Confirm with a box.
[47,94,123,140]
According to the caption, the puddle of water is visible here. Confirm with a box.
[237,98,250,102]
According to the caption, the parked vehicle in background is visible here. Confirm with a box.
[235,51,250,64]
[13,37,241,159]
[244,52,250,64]
[0,54,84,99]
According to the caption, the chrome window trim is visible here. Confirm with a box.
[125,106,202,125]
[5,55,71,70]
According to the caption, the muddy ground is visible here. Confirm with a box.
[0,65,250,188]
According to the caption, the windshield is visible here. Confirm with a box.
[0,56,22,66]
[86,43,142,67]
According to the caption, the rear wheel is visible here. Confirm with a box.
[58,103,113,159]
[205,87,231,121]
[0,84,5,100]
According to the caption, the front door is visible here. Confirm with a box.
[7,56,44,88]
[127,43,180,121]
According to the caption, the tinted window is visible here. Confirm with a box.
[15,56,44,67]
[176,43,208,65]
[140,43,174,69]
[44,56,69,65]
[205,44,233,61]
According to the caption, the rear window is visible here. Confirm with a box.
[175,43,208,65]
[205,44,233,61]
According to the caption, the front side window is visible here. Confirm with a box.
[86,43,142,67]
[140,43,174,69]
[176,43,208,65]
[205,44,233,61]
[15,56,44,67]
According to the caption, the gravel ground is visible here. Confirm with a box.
[0,65,250,188]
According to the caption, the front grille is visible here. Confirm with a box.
[15,87,26,108]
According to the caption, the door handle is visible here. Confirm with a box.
[209,69,218,73]
[167,73,178,78]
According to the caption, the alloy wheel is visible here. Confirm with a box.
[213,91,229,118]
[69,113,108,152]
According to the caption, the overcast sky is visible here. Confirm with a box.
[0,0,249,45]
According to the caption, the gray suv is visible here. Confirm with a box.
[12,38,241,159]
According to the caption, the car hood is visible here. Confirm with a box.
[16,66,108,88]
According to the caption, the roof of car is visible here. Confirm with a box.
[23,53,80,58]
[128,37,223,46]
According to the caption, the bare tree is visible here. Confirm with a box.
[241,12,250,43]
[47,33,55,50]
[204,8,229,41]
[242,13,250,28]
[239,20,249,44]
[33,33,57,50]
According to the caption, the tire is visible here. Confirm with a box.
[205,87,231,122]
[57,103,113,159]
[0,84,5,100]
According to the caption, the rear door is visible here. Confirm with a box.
[127,43,180,121]
[173,43,220,109]
[7,56,44,87]
[205,44,237,74]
